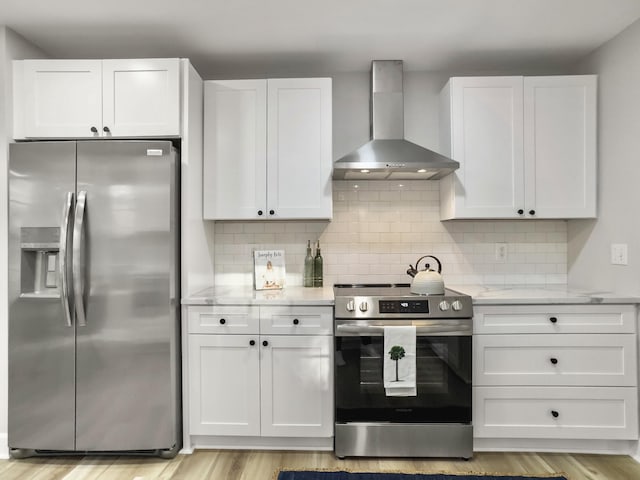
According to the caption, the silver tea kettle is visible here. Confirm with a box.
[406,255,444,295]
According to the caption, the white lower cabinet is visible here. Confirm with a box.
[473,304,639,449]
[189,334,260,436]
[187,305,333,444]
[260,335,333,437]
[474,386,638,440]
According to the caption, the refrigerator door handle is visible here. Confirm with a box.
[59,192,74,327]
[73,190,87,327]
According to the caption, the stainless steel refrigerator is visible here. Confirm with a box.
[8,140,181,458]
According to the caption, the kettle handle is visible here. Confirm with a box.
[415,255,442,274]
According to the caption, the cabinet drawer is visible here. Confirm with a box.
[473,304,636,334]
[188,305,259,334]
[474,386,638,440]
[260,306,333,335]
[474,334,636,386]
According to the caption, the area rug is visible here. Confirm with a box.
[277,472,568,480]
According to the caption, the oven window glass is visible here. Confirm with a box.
[335,335,472,423]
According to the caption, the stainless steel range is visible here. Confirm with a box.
[333,284,473,459]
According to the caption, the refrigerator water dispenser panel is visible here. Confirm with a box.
[20,227,60,297]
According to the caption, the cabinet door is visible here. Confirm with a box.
[441,76,525,219]
[188,334,260,436]
[260,335,333,437]
[524,76,597,218]
[19,59,103,138]
[203,80,267,219]
[267,78,332,219]
[102,59,180,137]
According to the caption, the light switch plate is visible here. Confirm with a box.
[611,244,628,265]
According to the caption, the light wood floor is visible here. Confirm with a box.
[1,450,640,480]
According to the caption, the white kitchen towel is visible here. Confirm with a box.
[383,325,416,397]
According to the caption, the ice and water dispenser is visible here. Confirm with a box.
[20,227,60,297]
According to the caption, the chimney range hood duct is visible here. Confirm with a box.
[332,60,459,180]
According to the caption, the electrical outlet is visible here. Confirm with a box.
[495,242,508,263]
[611,244,628,265]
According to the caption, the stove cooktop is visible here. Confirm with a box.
[334,283,464,298]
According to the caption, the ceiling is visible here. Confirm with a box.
[2,0,640,78]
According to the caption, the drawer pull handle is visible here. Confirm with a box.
[549,316,558,324]
[219,318,226,325]
[550,358,558,365]
[249,340,256,346]
[293,318,299,325]
[262,340,269,347]
[551,410,559,418]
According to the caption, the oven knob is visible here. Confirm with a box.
[346,300,355,312]
[451,300,464,312]
[438,300,450,311]
[359,301,369,312]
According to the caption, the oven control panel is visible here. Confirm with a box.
[334,295,473,319]
[379,300,429,314]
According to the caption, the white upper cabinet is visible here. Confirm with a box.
[203,80,268,220]
[440,77,524,218]
[203,77,332,220]
[440,75,596,220]
[14,58,181,139]
[523,76,597,218]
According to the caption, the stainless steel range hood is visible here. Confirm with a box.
[332,60,459,180]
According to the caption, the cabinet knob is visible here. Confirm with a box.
[103,126,110,133]
[517,209,524,215]
[258,210,263,216]
[90,126,98,133]
[219,318,226,325]
[549,316,558,324]
[550,357,558,365]
[293,318,299,325]
[262,340,269,347]
[249,340,256,346]
[529,209,536,216]
[269,209,275,215]
[551,410,559,418]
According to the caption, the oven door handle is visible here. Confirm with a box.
[335,323,471,336]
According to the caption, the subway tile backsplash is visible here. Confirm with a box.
[213,180,567,287]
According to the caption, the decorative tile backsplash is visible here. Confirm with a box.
[213,180,567,287]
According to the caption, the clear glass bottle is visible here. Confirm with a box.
[313,240,323,287]
[303,240,314,287]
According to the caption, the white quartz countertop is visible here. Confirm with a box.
[182,284,640,306]
[182,285,335,306]
[448,284,640,305]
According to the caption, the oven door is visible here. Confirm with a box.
[335,320,472,424]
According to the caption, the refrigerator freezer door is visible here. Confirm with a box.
[8,142,77,451]
[74,141,179,451]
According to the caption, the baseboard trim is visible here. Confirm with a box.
[474,437,637,455]
[0,433,8,460]
[190,435,333,451]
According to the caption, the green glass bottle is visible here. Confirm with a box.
[313,241,323,287]
[303,240,314,287]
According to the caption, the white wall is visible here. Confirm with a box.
[0,26,48,459]
[567,18,640,294]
